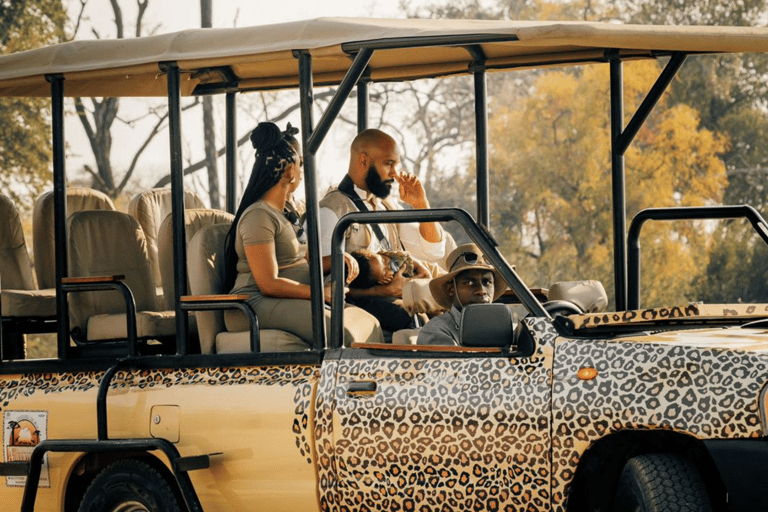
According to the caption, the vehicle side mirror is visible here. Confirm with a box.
[459,303,515,347]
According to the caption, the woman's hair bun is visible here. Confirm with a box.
[250,122,282,150]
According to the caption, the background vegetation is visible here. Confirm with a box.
[3,0,768,361]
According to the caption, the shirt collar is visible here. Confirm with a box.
[352,182,380,206]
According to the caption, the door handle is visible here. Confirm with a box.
[347,381,377,395]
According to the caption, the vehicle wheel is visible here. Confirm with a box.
[613,453,713,512]
[77,459,181,512]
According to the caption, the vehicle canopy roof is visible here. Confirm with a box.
[1,18,768,97]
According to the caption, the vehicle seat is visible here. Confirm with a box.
[548,280,608,313]
[128,188,206,290]
[32,187,116,290]
[67,210,175,345]
[186,223,307,354]
[0,194,56,358]
[156,208,235,310]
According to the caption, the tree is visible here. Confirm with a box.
[0,0,67,212]
[200,0,220,209]
[479,61,727,306]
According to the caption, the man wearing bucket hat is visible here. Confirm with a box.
[417,243,507,346]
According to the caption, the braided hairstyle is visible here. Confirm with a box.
[223,122,300,291]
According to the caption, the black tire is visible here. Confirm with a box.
[77,459,182,512]
[614,453,713,512]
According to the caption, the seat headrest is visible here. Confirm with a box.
[548,280,608,313]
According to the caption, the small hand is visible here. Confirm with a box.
[343,252,359,284]
[395,172,429,209]
[380,265,407,298]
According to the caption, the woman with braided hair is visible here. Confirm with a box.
[223,122,382,348]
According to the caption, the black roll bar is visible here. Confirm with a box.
[627,205,768,309]
[329,208,550,347]
[46,74,70,359]
[298,51,328,351]
[225,91,237,214]
[161,62,189,354]
[609,52,688,311]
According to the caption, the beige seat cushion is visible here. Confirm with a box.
[187,223,308,354]
[128,188,206,288]
[215,330,311,353]
[1,288,56,317]
[157,208,234,310]
[67,210,159,336]
[86,310,176,341]
[0,194,37,292]
[33,187,115,290]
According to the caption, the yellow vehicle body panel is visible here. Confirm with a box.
[1,365,321,512]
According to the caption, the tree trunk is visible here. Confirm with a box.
[200,0,220,209]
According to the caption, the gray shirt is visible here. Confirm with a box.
[416,306,461,346]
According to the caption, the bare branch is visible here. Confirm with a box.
[109,0,124,39]
[136,0,149,37]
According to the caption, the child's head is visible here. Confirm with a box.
[349,249,403,289]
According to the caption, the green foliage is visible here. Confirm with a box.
[0,0,67,213]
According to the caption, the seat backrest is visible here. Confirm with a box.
[157,209,235,310]
[548,280,608,313]
[33,187,116,290]
[128,188,207,288]
[187,222,231,354]
[0,194,36,291]
[67,210,157,334]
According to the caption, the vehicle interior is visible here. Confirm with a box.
[1,19,768,366]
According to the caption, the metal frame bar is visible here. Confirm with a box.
[180,298,261,352]
[61,280,138,356]
[298,51,327,351]
[225,91,237,214]
[306,48,373,155]
[162,62,189,354]
[609,54,627,311]
[330,208,550,346]
[46,74,69,359]
[627,205,768,309]
[609,52,687,310]
[472,54,490,228]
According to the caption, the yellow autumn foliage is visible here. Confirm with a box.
[488,60,728,308]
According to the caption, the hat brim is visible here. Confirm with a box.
[429,265,508,310]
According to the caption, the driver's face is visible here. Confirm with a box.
[448,269,495,309]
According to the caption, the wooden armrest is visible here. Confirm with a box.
[62,275,125,284]
[180,294,249,302]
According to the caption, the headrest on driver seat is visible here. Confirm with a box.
[548,280,608,313]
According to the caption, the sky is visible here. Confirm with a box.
[63,0,441,202]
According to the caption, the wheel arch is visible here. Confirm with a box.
[565,429,727,512]
[64,450,188,512]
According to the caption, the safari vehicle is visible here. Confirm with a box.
[2,18,768,512]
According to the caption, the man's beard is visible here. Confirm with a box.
[365,164,393,198]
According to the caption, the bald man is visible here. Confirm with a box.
[318,129,452,329]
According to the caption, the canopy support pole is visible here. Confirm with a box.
[609,52,687,310]
[609,54,627,311]
[298,51,327,351]
[47,74,69,359]
[162,62,188,354]
[225,92,237,214]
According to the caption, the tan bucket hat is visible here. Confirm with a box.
[429,243,508,309]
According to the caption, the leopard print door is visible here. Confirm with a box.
[327,333,554,511]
